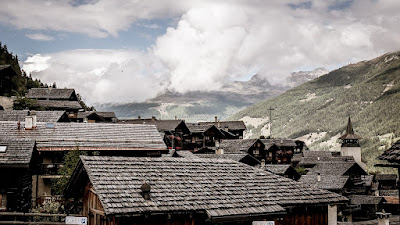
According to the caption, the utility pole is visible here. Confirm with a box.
[268,107,274,139]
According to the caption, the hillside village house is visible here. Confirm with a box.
[120,118,191,149]
[0,119,167,205]
[217,138,304,164]
[65,155,347,225]
[74,111,117,123]
[0,138,38,212]
[25,88,83,112]
[377,139,400,214]
[0,110,71,122]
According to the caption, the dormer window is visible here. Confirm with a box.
[0,146,7,153]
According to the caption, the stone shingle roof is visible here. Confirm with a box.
[0,110,67,123]
[74,156,347,217]
[186,123,213,133]
[195,153,248,162]
[348,195,384,205]
[198,121,246,130]
[121,120,185,132]
[299,175,349,191]
[298,151,354,166]
[260,139,297,147]
[338,216,400,225]
[219,139,258,153]
[264,165,292,175]
[34,100,82,110]
[0,138,35,166]
[378,140,400,163]
[77,111,116,119]
[27,88,76,100]
[0,122,166,151]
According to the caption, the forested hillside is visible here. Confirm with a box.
[232,51,400,172]
[0,42,48,96]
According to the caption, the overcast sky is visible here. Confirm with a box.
[1,0,399,104]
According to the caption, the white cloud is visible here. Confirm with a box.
[19,0,400,102]
[22,49,167,104]
[25,33,55,41]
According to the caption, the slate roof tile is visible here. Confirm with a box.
[78,156,347,216]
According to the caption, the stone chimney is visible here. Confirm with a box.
[317,173,321,182]
[138,115,141,120]
[376,210,391,225]
[217,120,220,128]
[216,148,224,155]
[175,115,178,120]
[25,113,33,130]
[215,116,218,123]
[151,116,156,121]
[261,159,266,168]
[140,183,151,200]
[31,110,37,129]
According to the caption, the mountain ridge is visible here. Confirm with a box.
[231,51,400,172]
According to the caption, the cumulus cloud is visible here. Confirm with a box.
[22,50,167,104]
[19,0,400,102]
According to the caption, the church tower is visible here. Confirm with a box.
[339,117,366,169]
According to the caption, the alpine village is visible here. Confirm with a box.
[1,39,400,225]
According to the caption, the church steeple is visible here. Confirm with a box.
[339,117,366,170]
[339,117,361,147]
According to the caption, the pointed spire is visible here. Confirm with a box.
[346,116,355,135]
[339,116,361,140]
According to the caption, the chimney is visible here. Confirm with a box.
[217,120,220,128]
[151,116,156,121]
[215,116,217,123]
[175,115,177,120]
[140,183,151,200]
[317,156,320,161]
[376,210,391,225]
[31,110,37,129]
[261,159,266,168]
[138,115,141,120]
[216,148,224,155]
[317,173,321,182]
[25,115,33,130]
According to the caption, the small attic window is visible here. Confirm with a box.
[0,146,7,153]
[46,123,55,128]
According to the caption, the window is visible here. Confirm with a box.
[253,149,259,155]
[0,193,6,209]
[268,152,272,157]
[0,146,7,153]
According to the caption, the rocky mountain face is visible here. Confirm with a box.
[231,51,400,172]
[288,67,329,87]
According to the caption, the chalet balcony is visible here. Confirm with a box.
[41,163,63,176]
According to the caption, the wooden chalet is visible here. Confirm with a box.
[198,116,246,139]
[0,65,19,96]
[66,156,347,225]
[0,121,167,205]
[186,123,225,151]
[0,138,38,212]
[74,111,117,123]
[25,88,82,112]
[0,110,71,122]
[217,138,301,164]
[298,158,369,194]
[120,119,191,150]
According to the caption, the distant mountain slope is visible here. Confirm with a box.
[95,68,326,122]
[231,52,400,172]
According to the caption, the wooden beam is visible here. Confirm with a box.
[90,207,106,216]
